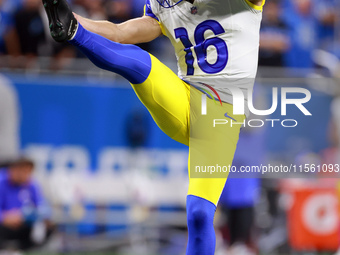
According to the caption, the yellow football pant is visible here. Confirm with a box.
[131,54,244,206]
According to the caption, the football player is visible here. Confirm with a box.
[41,0,264,253]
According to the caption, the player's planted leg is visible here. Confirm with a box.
[186,195,216,255]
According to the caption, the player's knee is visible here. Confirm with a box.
[188,207,210,231]
[186,195,216,232]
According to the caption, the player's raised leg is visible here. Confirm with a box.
[42,0,190,144]
[70,24,190,144]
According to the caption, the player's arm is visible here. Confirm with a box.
[73,14,162,45]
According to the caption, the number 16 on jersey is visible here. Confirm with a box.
[174,20,229,76]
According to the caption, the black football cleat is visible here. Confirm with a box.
[42,0,78,42]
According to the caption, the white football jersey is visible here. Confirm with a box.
[145,0,264,114]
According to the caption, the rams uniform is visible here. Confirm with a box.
[134,0,264,205]
[43,0,265,252]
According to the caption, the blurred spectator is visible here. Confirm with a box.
[315,0,337,51]
[0,75,20,167]
[131,0,146,18]
[259,0,290,67]
[0,0,160,67]
[5,0,47,68]
[0,158,52,251]
[106,0,133,23]
[284,0,317,68]
[218,127,264,254]
[0,0,23,14]
[72,0,107,20]
[126,110,149,148]
[323,96,340,166]
[4,0,76,69]
[0,0,21,56]
[0,0,337,71]
[219,178,259,255]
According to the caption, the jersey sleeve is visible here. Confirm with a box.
[144,0,159,21]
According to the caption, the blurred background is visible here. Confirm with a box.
[0,0,340,254]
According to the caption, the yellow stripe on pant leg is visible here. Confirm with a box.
[187,87,244,206]
[131,54,190,146]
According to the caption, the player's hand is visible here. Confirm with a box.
[2,211,23,229]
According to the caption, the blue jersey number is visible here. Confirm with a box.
[174,20,228,76]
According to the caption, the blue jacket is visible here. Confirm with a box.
[0,170,50,223]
